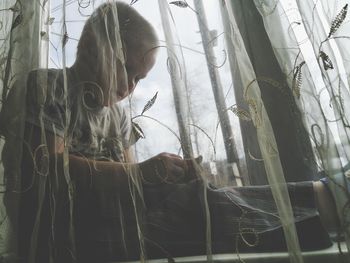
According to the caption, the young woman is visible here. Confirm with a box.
[0,1,340,262]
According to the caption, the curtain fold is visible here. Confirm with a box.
[230,0,317,183]
[0,0,349,262]
[253,0,350,256]
[222,1,304,262]
[219,2,267,186]
[0,0,49,260]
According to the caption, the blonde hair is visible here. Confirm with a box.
[73,1,158,104]
[76,1,158,66]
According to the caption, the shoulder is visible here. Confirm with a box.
[110,103,136,146]
[25,68,74,137]
[110,103,130,122]
[27,68,62,88]
[26,68,64,106]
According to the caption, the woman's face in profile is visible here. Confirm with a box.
[112,45,157,103]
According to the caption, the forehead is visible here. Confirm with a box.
[126,44,157,66]
[127,36,157,54]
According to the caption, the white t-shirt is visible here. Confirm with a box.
[25,68,133,162]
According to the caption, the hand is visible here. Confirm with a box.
[139,153,202,184]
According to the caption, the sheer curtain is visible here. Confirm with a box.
[0,0,349,262]
[222,0,350,260]
[252,0,350,252]
[0,0,49,260]
[222,1,303,262]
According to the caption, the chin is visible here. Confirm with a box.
[116,94,128,101]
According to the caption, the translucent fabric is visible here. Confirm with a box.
[253,0,350,253]
[0,0,349,263]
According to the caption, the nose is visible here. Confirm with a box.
[117,79,134,98]
[128,77,138,93]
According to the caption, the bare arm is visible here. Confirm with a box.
[23,123,192,194]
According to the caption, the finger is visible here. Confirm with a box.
[167,165,186,183]
[195,155,203,164]
[165,153,183,159]
[159,154,184,168]
[169,157,186,169]
[184,155,202,163]
[184,159,201,181]
[157,157,185,175]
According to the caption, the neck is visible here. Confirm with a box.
[70,59,99,85]
[70,57,118,107]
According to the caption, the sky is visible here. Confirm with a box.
[48,0,243,162]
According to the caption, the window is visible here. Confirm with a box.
[0,0,349,262]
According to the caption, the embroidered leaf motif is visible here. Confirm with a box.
[255,77,286,96]
[40,31,49,41]
[62,32,69,48]
[132,122,145,141]
[292,61,305,99]
[266,140,278,156]
[228,105,251,121]
[9,5,20,12]
[11,13,23,31]
[319,51,334,70]
[169,1,189,8]
[247,99,261,127]
[0,57,7,67]
[141,91,158,115]
[328,4,348,38]
[311,124,324,148]
[130,0,139,5]
[46,17,55,25]
[209,30,218,47]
